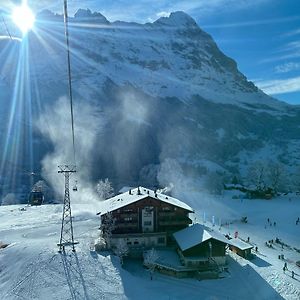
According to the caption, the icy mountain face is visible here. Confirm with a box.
[0,10,300,194]
[27,10,286,109]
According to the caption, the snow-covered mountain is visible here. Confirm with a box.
[1,9,300,195]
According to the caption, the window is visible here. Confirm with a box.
[158,237,165,244]
[134,241,139,245]
[124,217,133,222]
[127,241,132,245]
[144,206,153,213]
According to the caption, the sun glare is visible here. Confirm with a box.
[12,2,35,34]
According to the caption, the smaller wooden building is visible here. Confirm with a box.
[228,238,253,259]
[173,223,230,271]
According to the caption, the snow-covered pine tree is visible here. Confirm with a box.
[96,178,114,201]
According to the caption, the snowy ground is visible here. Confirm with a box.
[0,192,299,300]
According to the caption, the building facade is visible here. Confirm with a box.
[98,187,193,251]
[173,224,229,270]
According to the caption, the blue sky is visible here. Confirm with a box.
[3,0,300,104]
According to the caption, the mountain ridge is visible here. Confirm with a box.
[29,8,289,112]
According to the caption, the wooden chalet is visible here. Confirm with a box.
[173,224,229,270]
[228,238,253,259]
[97,187,193,251]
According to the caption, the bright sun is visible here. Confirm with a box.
[12,2,35,34]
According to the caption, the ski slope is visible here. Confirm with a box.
[0,192,299,300]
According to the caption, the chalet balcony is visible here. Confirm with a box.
[116,222,138,228]
[158,212,177,217]
[158,218,192,226]
[118,213,138,218]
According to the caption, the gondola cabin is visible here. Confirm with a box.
[29,191,44,206]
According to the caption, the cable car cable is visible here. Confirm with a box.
[63,0,76,166]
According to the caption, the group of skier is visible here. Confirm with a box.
[266,218,276,227]
[283,263,296,279]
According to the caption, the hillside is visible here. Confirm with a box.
[0,192,300,299]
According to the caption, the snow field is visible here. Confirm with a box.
[0,193,299,299]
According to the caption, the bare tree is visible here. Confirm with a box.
[144,248,159,279]
[96,178,114,201]
[101,211,116,248]
[32,180,53,202]
[114,239,129,266]
[94,236,106,252]
[247,161,266,191]
[32,180,46,192]
[267,161,286,193]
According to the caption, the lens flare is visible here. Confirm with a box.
[12,2,35,34]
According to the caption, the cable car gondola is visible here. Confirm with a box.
[73,180,78,192]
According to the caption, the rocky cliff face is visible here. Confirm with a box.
[0,9,299,195]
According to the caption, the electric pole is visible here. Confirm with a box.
[57,165,78,252]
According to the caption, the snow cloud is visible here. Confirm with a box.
[36,97,104,204]
[256,76,300,95]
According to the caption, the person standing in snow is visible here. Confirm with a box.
[292,271,294,278]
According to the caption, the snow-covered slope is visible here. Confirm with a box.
[0,192,299,299]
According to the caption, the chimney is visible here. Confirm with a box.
[137,187,141,195]
[129,189,132,195]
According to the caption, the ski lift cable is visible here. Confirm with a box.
[63,0,76,167]
[1,12,12,40]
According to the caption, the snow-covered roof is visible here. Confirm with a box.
[173,223,230,251]
[118,186,135,194]
[228,238,253,251]
[97,187,194,216]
